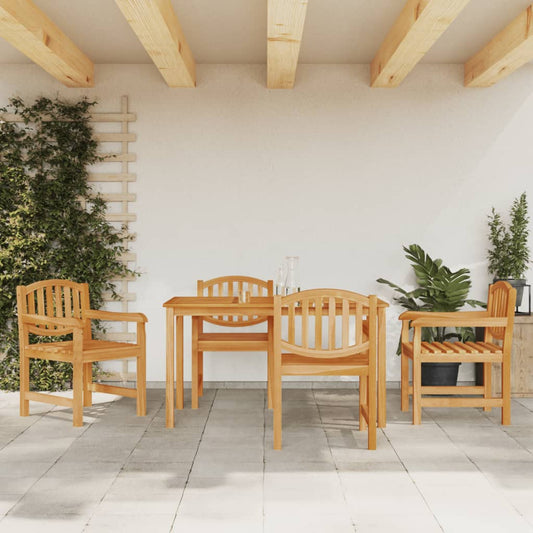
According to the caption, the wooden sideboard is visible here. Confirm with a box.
[492,316,533,397]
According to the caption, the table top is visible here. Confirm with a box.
[164,296,272,307]
[163,296,389,313]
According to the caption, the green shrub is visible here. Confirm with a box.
[487,193,530,279]
[0,96,135,391]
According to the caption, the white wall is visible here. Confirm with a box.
[2,63,533,383]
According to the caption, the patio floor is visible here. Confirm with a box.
[1,388,532,533]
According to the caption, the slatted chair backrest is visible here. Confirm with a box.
[17,280,91,337]
[485,281,517,342]
[277,289,377,359]
[197,276,273,327]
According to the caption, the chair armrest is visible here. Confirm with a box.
[399,310,489,321]
[410,317,507,328]
[20,314,84,329]
[85,309,148,323]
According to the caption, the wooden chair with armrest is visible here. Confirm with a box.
[399,280,516,425]
[272,289,378,450]
[17,279,148,427]
[193,276,274,408]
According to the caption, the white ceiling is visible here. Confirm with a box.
[0,0,531,65]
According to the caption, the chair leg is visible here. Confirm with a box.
[198,351,204,397]
[191,318,199,409]
[72,361,84,427]
[502,359,511,425]
[20,355,30,417]
[137,353,146,417]
[401,353,409,412]
[83,363,93,407]
[359,376,368,431]
[273,373,282,450]
[412,359,422,425]
[267,317,274,410]
[267,352,273,409]
[483,362,492,412]
[368,371,377,451]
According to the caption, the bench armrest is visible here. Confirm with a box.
[85,309,148,323]
[21,313,84,329]
[399,311,489,321]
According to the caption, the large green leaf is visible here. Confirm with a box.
[377,244,485,350]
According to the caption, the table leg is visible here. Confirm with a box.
[267,316,273,409]
[377,307,387,428]
[191,316,199,409]
[166,308,175,428]
[176,316,184,410]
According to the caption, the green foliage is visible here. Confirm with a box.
[0,96,135,391]
[487,193,530,279]
[377,244,485,352]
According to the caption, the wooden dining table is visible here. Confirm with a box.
[163,296,388,429]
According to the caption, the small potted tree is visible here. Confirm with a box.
[378,245,484,386]
[487,192,530,309]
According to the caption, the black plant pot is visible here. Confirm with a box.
[475,327,485,385]
[421,362,460,386]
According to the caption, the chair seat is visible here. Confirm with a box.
[281,353,369,376]
[25,339,141,362]
[402,340,503,363]
[197,332,269,352]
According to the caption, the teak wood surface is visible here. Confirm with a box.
[163,294,388,429]
[17,279,148,427]
[399,281,516,425]
[193,277,273,411]
[272,290,379,450]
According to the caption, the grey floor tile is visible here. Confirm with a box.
[128,446,197,463]
[189,460,263,478]
[1,388,533,532]
[108,473,187,494]
[0,494,23,516]
[171,516,263,533]
[0,438,77,464]
[264,513,355,533]
[86,513,174,532]
[340,466,430,516]
[0,514,88,533]
[177,475,263,520]
[59,443,136,464]
[195,446,263,463]
[0,461,52,479]
[96,491,181,515]
[0,477,40,495]
[352,512,442,533]
[264,469,348,517]
[199,431,264,448]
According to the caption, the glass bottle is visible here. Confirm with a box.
[284,256,300,295]
[274,266,285,296]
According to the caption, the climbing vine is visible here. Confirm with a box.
[0,96,134,391]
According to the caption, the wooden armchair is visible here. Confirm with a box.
[17,280,147,427]
[272,289,378,450]
[399,281,516,425]
[192,276,274,408]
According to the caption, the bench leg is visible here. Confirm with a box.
[20,355,30,417]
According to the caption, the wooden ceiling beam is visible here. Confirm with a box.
[371,0,470,88]
[465,5,533,88]
[114,0,195,88]
[267,0,309,89]
[0,0,93,87]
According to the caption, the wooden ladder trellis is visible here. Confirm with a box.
[89,95,137,382]
[3,95,138,383]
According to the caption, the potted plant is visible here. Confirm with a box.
[377,244,484,386]
[487,192,530,308]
